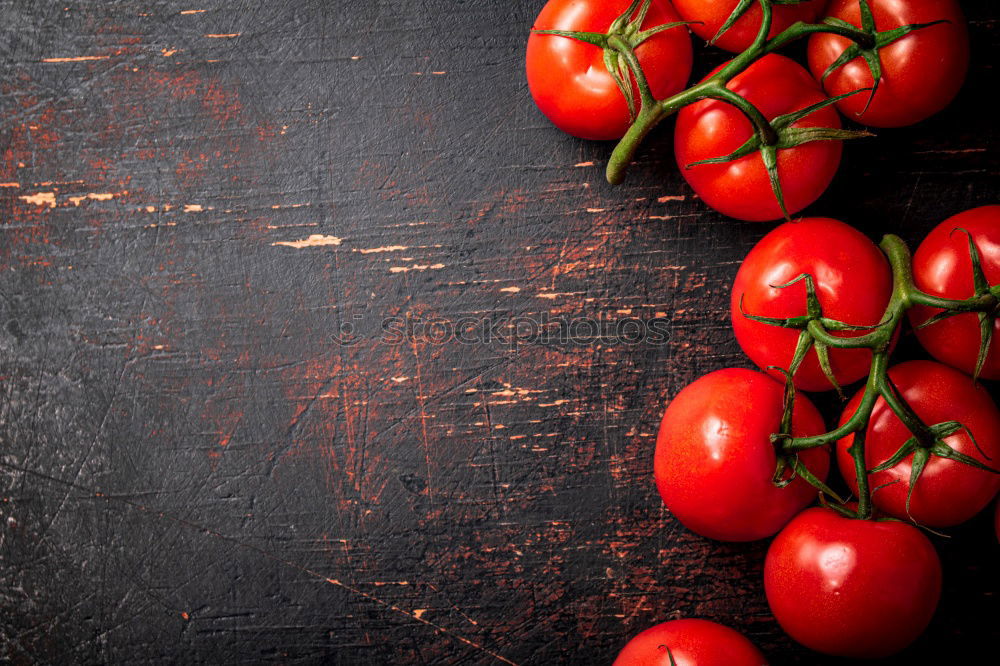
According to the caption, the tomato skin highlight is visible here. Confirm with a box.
[655,368,829,542]
[731,217,892,392]
[674,55,842,222]
[836,360,1000,527]
[765,507,942,658]
[612,618,767,666]
[909,205,1000,379]
[525,0,693,140]
[672,0,827,53]
[807,0,969,128]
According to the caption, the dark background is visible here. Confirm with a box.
[1,1,996,664]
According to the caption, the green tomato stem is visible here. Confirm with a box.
[910,290,999,312]
[749,0,774,52]
[708,87,779,146]
[598,1,995,520]
[782,351,884,453]
[875,370,937,449]
[762,20,876,56]
[605,0,887,185]
[607,34,656,112]
[606,81,720,185]
[778,234,1000,516]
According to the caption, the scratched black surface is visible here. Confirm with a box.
[0,1,997,664]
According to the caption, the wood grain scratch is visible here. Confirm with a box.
[271,234,343,248]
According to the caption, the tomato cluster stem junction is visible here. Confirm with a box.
[539,0,988,521]
[604,0,932,215]
[767,233,1000,520]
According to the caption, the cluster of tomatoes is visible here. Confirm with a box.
[526,0,968,220]
[525,0,995,663]
[653,209,1000,662]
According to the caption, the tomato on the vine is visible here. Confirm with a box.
[526,0,693,140]
[909,205,1000,379]
[674,55,843,222]
[731,217,892,392]
[837,360,1000,527]
[807,0,969,128]
[765,507,942,658]
[672,0,827,54]
[612,618,766,666]
[655,368,829,542]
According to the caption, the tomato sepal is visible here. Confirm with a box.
[956,227,997,381]
[913,227,1000,381]
[531,0,693,122]
[927,428,998,474]
[860,418,997,528]
[710,0,762,47]
[776,453,844,502]
[769,87,874,134]
[738,272,884,395]
[817,0,951,118]
[530,29,609,48]
[817,492,859,518]
[686,88,872,219]
[767,365,846,502]
[711,0,813,48]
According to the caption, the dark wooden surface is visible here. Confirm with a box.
[1,1,997,664]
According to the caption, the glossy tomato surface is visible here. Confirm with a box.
[612,619,767,666]
[732,218,892,392]
[807,0,969,127]
[909,205,1000,379]
[526,0,692,140]
[673,0,827,53]
[837,360,1000,527]
[674,55,842,221]
[765,507,942,658]
[655,368,829,542]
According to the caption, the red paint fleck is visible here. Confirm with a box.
[174,152,209,188]
[202,81,243,125]
[256,123,278,141]
[1,105,64,266]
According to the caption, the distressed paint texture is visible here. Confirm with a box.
[1,1,998,664]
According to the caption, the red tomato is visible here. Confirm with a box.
[909,205,1000,379]
[655,368,829,542]
[526,0,693,140]
[807,0,969,128]
[612,618,766,666]
[765,507,942,658]
[672,0,827,53]
[837,360,1000,527]
[674,55,842,222]
[731,218,892,392]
